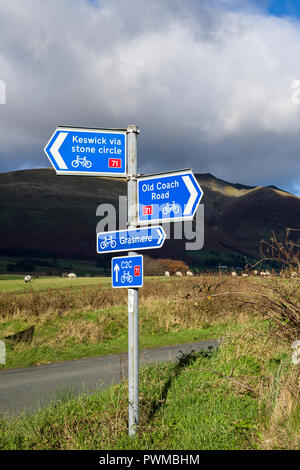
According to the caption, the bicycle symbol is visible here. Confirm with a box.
[100,236,117,250]
[162,201,180,215]
[71,156,92,168]
[121,271,133,284]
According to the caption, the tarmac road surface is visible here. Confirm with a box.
[0,340,219,416]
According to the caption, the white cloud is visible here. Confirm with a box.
[0,0,300,192]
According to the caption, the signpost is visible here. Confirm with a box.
[126,125,139,436]
[137,169,203,224]
[45,123,204,438]
[112,255,143,288]
[97,226,166,254]
[44,126,127,176]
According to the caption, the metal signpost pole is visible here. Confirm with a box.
[45,122,202,438]
[127,125,139,436]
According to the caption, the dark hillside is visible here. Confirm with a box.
[0,168,299,268]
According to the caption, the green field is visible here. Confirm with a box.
[0,275,111,293]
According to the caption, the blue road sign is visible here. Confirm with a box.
[44,126,127,176]
[97,226,166,254]
[137,169,203,224]
[112,255,143,288]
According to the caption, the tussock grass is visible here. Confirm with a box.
[0,284,126,320]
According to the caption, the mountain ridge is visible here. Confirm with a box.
[0,168,299,268]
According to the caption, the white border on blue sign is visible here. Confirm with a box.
[111,254,143,288]
[136,169,203,225]
[96,226,166,254]
[44,126,127,177]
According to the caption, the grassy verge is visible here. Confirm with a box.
[2,321,236,369]
[0,325,298,450]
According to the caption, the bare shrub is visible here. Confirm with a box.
[140,276,256,333]
[0,286,127,321]
[260,229,300,273]
[143,256,190,276]
[143,256,166,276]
[245,231,300,341]
[242,278,300,341]
[158,259,190,276]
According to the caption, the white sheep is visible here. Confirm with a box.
[24,275,32,283]
[231,271,237,277]
[175,271,183,277]
[242,273,249,277]
[253,270,258,276]
[186,271,193,276]
[164,271,170,277]
[67,273,77,279]
[260,271,266,276]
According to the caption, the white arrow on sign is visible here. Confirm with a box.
[157,228,163,246]
[182,175,198,216]
[50,132,68,170]
[114,263,120,282]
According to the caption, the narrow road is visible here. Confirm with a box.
[0,340,219,416]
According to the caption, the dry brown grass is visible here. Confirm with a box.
[1,275,298,360]
[260,367,300,450]
[141,275,258,323]
[235,276,300,341]
[0,275,251,324]
[0,285,127,321]
[0,275,266,346]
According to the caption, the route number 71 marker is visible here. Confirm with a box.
[112,255,143,288]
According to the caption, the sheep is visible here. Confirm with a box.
[67,273,77,279]
[231,271,237,277]
[253,270,258,276]
[186,271,193,276]
[260,271,271,277]
[291,271,298,278]
[164,271,170,277]
[242,273,249,277]
[24,275,32,283]
[175,271,183,277]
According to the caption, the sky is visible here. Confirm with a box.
[1,0,300,195]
